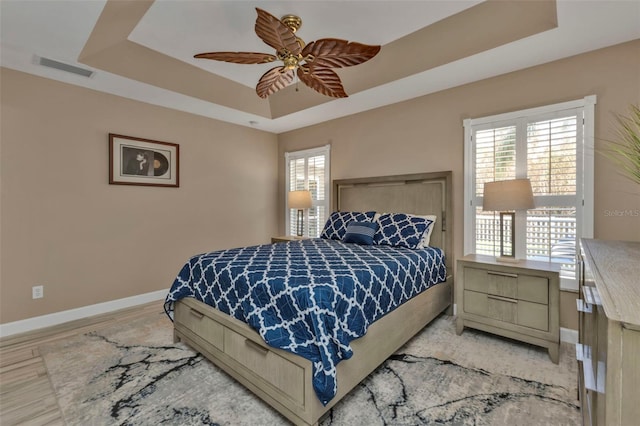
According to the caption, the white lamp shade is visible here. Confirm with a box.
[288,190,312,209]
[483,179,535,211]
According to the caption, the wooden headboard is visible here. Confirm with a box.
[333,171,453,270]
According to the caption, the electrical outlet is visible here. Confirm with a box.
[32,285,44,299]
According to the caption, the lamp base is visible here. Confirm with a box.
[296,209,304,237]
[499,212,515,258]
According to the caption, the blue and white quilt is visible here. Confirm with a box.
[164,238,446,405]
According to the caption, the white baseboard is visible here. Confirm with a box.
[0,289,167,338]
[560,327,578,344]
[1,292,580,345]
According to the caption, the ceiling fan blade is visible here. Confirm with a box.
[194,52,277,64]
[297,66,347,98]
[255,8,301,56]
[302,38,380,68]
[256,67,295,98]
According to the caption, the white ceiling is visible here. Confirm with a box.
[1,1,639,134]
[131,0,483,88]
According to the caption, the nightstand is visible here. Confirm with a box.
[456,254,560,363]
[271,235,308,243]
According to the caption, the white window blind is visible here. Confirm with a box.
[525,114,579,275]
[473,124,517,255]
[464,96,595,290]
[285,145,330,238]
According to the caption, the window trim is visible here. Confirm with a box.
[463,95,596,290]
[284,144,331,237]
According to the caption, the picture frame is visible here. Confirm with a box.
[109,134,179,187]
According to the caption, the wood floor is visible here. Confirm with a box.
[0,301,164,425]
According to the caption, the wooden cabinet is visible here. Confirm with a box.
[456,254,560,363]
[577,239,640,426]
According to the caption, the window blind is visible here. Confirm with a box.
[464,96,595,290]
[473,124,517,256]
[285,146,330,238]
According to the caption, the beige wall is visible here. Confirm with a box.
[278,40,640,329]
[0,68,279,324]
[560,292,578,331]
[2,40,638,327]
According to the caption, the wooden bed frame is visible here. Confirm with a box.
[172,171,453,426]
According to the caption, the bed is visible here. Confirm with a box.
[164,171,453,426]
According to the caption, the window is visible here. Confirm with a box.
[285,145,330,238]
[464,96,595,290]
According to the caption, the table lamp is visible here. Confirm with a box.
[483,178,534,262]
[288,190,312,237]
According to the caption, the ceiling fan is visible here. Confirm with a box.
[194,8,381,99]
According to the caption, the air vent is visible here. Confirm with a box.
[38,57,94,78]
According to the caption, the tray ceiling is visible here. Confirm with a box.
[1,1,639,133]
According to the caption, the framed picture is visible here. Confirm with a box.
[109,134,179,187]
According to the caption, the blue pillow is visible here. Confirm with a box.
[374,213,433,249]
[320,211,376,240]
[343,221,379,245]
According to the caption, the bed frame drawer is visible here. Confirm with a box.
[224,329,305,405]
[174,301,224,351]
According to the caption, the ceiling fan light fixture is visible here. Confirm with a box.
[281,54,300,70]
[194,8,380,99]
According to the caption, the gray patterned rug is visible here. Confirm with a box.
[40,310,580,425]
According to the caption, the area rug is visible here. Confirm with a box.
[40,310,580,425]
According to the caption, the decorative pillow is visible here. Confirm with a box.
[374,213,434,249]
[320,211,376,240]
[343,221,379,245]
[413,215,437,248]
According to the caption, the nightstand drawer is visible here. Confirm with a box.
[518,275,549,305]
[464,290,549,331]
[464,267,548,304]
[464,267,517,298]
